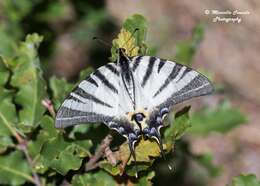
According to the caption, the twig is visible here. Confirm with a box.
[42,98,56,118]
[85,134,113,171]
[18,142,42,186]
[1,112,42,186]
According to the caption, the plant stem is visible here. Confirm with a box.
[0,112,42,185]
[42,98,56,118]
[20,143,42,186]
[85,134,113,171]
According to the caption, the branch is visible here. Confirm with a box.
[85,134,113,171]
[17,138,42,186]
[42,98,56,118]
[0,112,42,186]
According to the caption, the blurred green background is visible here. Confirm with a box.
[1,0,260,186]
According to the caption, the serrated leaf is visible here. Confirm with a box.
[0,88,17,137]
[71,170,116,186]
[28,116,58,158]
[0,151,33,185]
[188,101,247,136]
[50,149,82,175]
[10,33,46,131]
[49,76,74,110]
[232,174,260,186]
[41,133,92,175]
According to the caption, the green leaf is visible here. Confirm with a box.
[188,101,247,136]
[123,14,147,47]
[0,88,17,137]
[164,106,191,148]
[79,67,94,82]
[232,174,260,186]
[28,116,58,158]
[71,170,116,186]
[35,1,69,22]
[10,34,47,131]
[49,76,74,110]
[0,151,33,185]
[0,56,10,86]
[174,23,204,66]
[0,57,17,138]
[0,25,18,58]
[0,136,14,153]
[99,160,121,176]
[1,0,37,22]
[41,133,92,175]
[195,153,222,177]
[135,171,155,186]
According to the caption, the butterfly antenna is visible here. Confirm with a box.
[129,141,138,178]
[92,37,112,48]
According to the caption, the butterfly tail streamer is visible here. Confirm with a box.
[155,128,173,171]
[129,141,138,178]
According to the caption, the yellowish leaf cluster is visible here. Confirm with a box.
[113,29,139,57]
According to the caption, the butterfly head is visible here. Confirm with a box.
[117,48,127,57]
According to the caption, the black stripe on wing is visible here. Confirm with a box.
[176,67,192,83]
[86,77,99,87]
[158,59,166,73]
[93,69,118,94]
[72,88,113,108]
[105,63,119,76]
[141,57,157,87]
[55,107,113,128]
[132,56,142,72]
[153,63,183,97]
[158,75,214,109]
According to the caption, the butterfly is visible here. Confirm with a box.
[55,48,214,170]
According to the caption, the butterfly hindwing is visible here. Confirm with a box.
[55,63,121,128]
[130,55,214,157]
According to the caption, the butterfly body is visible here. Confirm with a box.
[55,48,214,166]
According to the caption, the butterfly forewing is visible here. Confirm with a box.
[55,63,121,128]
[131,56,214,112]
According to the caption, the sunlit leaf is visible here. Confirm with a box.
[110,14,147,61]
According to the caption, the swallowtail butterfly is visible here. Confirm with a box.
[55,47,214,170]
